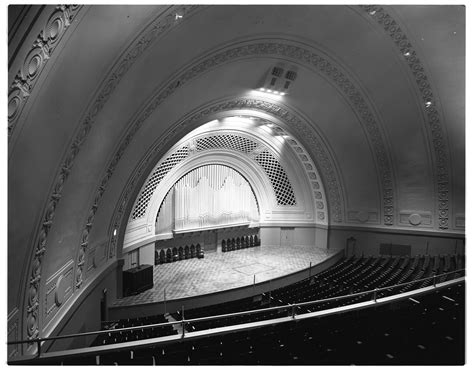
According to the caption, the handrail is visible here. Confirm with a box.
[7,267,465,355]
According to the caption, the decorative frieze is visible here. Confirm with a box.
[399,211,432,227]
[360,5,450,229]
[347,210,378,224]
[8,5,83,138]
[44,260,74,328]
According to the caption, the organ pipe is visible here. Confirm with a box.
[156,165,259,234]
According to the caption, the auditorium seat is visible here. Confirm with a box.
[222,240,227,252]
[55,255,465,365]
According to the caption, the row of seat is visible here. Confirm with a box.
[62,282,464,365]
[86,254,464,358]
[174,254,465,329]
[222,235,260,252]
[91,314,177,346]
[154,244,204,265]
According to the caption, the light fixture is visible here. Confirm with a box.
[404,51,411,57]
[113,229,117,236]
[425,101,432,108]
[255,64,298,97]
[369,10,376,15]
[175,13,183,20]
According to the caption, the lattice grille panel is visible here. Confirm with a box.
[132,133,298,220]
[195,134,258,154]
[254,150,297,206]
[131,146,190,219]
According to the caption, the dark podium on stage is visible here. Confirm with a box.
[122,264,153,297]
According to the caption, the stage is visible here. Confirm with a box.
[112,245,341,308]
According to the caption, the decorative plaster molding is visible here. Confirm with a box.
[8,5,83,138]
[347,210,378,224]
[8,308,20,358]
[23,5,199,349]
[399,211,432,227]
[454,214,465,229]
[360,5,450,230]
[44,260,74,329]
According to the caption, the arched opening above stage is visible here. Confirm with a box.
[121,116,329,271]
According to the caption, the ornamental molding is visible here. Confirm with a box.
[8,5,83,139]
[360,5,450,230]
[22,4,200,351]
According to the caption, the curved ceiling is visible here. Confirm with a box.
[7,4,465,350]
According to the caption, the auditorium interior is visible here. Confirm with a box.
[6,4,467,365]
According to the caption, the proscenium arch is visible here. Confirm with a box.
[124,150,298,252]
[123,116,328,251]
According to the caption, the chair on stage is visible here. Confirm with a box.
[185,245,190,259]
[172,247,179,261]
[222,239,227,252]
[197,244,204,259]
[190,244,196,258]
[179,246,184,260]
[166,248,172,263]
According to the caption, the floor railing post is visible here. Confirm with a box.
[181,306,185,338]
[36,339,41,358]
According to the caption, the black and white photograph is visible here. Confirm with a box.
[5,1,468,366]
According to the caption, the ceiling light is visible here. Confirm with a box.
[259,87,265,91]
[266,89,272,93]
[404,51,410,57]
[369,10,376,15]
[425,101,432,107]
[113,229,117,236]
[279,92,285,96]
[175,14,183,20]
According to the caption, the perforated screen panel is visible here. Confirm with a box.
[196,134,258,154]
[132,146,190,219]
[254,150,297,206]
[131,133,297,220]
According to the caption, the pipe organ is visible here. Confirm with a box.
[156,164,259,235]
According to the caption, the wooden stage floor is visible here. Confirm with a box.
[112,245,341,307]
